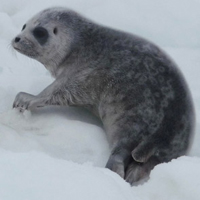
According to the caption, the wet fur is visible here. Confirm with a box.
[12,7,195,185]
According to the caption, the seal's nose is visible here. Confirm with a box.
[15,37,21,43]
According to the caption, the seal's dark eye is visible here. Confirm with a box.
[33,27,49,45]
[22,24,26,31]
[33,27,48,38]
[53,27,58,35]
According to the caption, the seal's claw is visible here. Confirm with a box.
[13,92,36,112]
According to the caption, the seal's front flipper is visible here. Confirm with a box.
[13,92,36,112]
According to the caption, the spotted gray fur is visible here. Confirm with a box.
[12,7,195,185]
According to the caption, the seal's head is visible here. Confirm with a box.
[12,8,79,71]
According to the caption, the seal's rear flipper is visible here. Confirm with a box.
[125,157,160,186]
[106,149,132,179]
[131,139,158,163]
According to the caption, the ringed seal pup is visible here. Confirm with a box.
[12,7,195,185]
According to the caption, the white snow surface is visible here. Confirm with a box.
[0,0,200,199]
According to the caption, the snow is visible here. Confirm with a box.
[0,0,200,199]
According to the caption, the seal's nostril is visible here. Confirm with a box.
[15,37,21,43]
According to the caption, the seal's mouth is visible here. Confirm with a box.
[13,45,38,58]
[12,37,39,58]
[13,46,27,56]
[12,42,23,53]
[13,47,22,53]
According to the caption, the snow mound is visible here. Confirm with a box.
[135,157,200,200]
[0,150,133,200]
[0,151,200,200]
